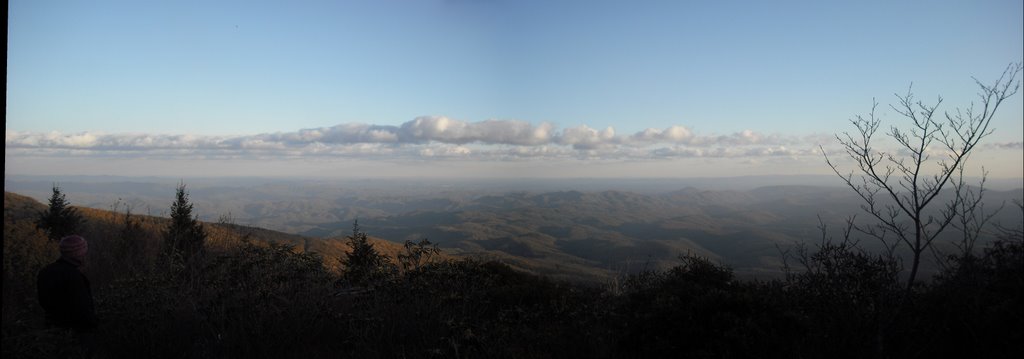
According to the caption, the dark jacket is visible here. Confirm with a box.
[37,259,98,332]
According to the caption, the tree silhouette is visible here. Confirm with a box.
[36,184,84,241]
[338,220,393,287]
[824,63,1022,288]
[164,182,206,264]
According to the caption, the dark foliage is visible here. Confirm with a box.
[614,256,799,358]
[356,260,612,358]
[913,233,1024,357]
[95,240,334,358]
[398,237,441,272]
[786,241,903,357]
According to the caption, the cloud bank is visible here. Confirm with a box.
[7,116,829,161]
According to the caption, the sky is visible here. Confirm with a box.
[6,0,1024,179]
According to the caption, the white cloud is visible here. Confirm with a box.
[629,126,693,144]
[6,118,834,161]
[399,116,553,145]
[558,125,617,149]
[259,123,401,144]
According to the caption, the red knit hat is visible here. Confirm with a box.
[59,235,88,264]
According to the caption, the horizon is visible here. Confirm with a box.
[6,0,1024,179]
[7,173,1023,198]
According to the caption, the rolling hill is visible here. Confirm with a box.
[2,192,427,277]
[6,176,1021,283]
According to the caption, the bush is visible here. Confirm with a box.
[614,255,796,358]
[98,240,335,358]
[784,241,902,357]
[915,237,1024,358]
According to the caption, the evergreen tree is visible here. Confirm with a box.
[164,182,206,264]
[339,220,393,286]
[36,185,84,241]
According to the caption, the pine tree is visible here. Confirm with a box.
[36,185,84,241]
[164,182,206,264]
[339,220,393,286]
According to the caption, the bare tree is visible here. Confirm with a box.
[946,165,1003,259]
[823,63,1022,289]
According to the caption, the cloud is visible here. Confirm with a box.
[629,126,693,144]
[399,116,553,145]
[5,131,233,151]
[257,123,401,144]
[6,117,835,161]
[557,125,617,150]
[986,142,1023,150]
[419,145,473,158]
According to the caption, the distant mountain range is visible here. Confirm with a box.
[5,176,1021,283]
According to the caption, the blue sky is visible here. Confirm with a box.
[6,0,1024,178]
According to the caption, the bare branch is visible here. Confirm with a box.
[823,63,1022,289]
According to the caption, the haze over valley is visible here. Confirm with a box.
[7,175,1021,282]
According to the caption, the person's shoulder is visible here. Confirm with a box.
[39,259,60,272]
[39,259,76,276]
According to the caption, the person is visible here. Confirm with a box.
[38,234,99,356]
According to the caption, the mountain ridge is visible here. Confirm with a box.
[6,179,1022,283]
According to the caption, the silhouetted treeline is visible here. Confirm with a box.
[3,191,1022,358]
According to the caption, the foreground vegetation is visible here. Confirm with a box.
[3,189,1022,358]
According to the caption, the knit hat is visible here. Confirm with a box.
[59,235,88,265]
